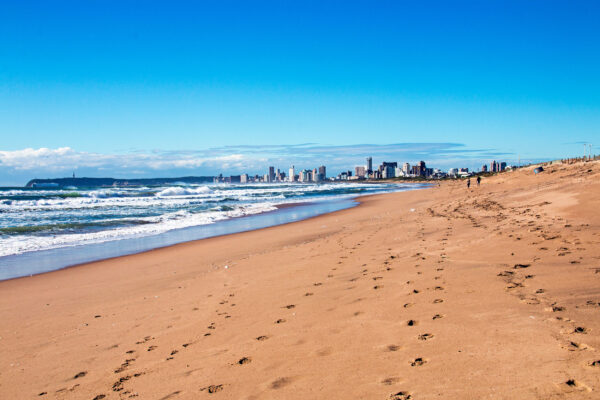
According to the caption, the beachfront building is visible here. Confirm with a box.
[402,162,411,175]
[266,166,275,182]
[240,174,249,183]
[366,157,373,174]
[288,165,295,182]
[411,161,427,177]
[337,170,353,180]
[318,165,326,180]
[380,162,397,179]
[299,169,312,182]
[481,164,488,173]
[355,166,366,178]
[490,160,506,173]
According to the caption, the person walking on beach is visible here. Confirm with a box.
[467,178,471,189]
[477,176,481,186]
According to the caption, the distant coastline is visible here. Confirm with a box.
[25,176,215,188]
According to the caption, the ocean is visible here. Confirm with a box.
[0,182,425,279]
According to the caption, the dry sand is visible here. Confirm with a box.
[1,160,599,399]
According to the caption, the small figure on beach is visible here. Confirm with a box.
[467,178,471,189]
[477,176,481,186]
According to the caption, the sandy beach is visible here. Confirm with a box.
[1,160,599,399]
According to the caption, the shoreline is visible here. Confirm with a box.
[0,184,427,281]
[0,189,412,283]
[0,198,356,281]
[1,161,599,399]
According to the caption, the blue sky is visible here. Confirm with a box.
[1,0,599,185]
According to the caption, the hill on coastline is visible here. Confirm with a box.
[25,176,215,188]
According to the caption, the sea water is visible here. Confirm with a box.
[0,182,425,279]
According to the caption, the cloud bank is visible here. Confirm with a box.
[0,143,515,186]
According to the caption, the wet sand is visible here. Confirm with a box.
[1,160,599,399]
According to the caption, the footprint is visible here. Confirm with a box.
[573,327,588,334]
[373,285,383,290]
[410,357,426,367]
[561,379,591,392]
[565,341,590,351]
[418,333,434,341]
[514,263,531,269]
[386,345,401,352]
[283,304,295,309]
[202,384,223,394]
[433,299,444,304]
[432,314,444,320]
[271,377,292,389]
[238,357,251,365]
[304,292,314,296]
[275,319,286,324]
[73,371,87,379]
[256,335,269,341]
[389,391,412,399]
[403,303,414,308]
[407,320,417,326]
[381,377,400,386]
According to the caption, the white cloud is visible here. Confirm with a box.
[0,147,249,171]
[0,143,515,186]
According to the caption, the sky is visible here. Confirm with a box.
[1,0,599,185]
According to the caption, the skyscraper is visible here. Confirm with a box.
[402,163,410,175]
[355,166,366,178]
[289,165,295,182]
[366,157,373,173]
[318,165,326,180]
[268,166,275,182]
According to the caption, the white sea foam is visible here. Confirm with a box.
[0,202,277,257]
[0,182,422,257]
[156,185,212,197]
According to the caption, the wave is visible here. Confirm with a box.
[0,219,152,235]
[156,186,212,197]
[0,202,278,257]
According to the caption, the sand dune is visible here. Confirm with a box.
[1,160,599,399]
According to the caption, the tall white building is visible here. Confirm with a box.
[289,165,295,182]
[402,162,411,175]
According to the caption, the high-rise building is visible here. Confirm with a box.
[380,162,397,179]
[240,173,249,183]
[289,165,295,182]
[491,161,500,173]
[299,169,311,182]
[355,166,366,178]
[402,162,411,175]
[481,164,488,173]
[366,157,373,173]
[412,161,426,177]
[318,165,326,179]
[500,162,507,171]
[268,166,275,182]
